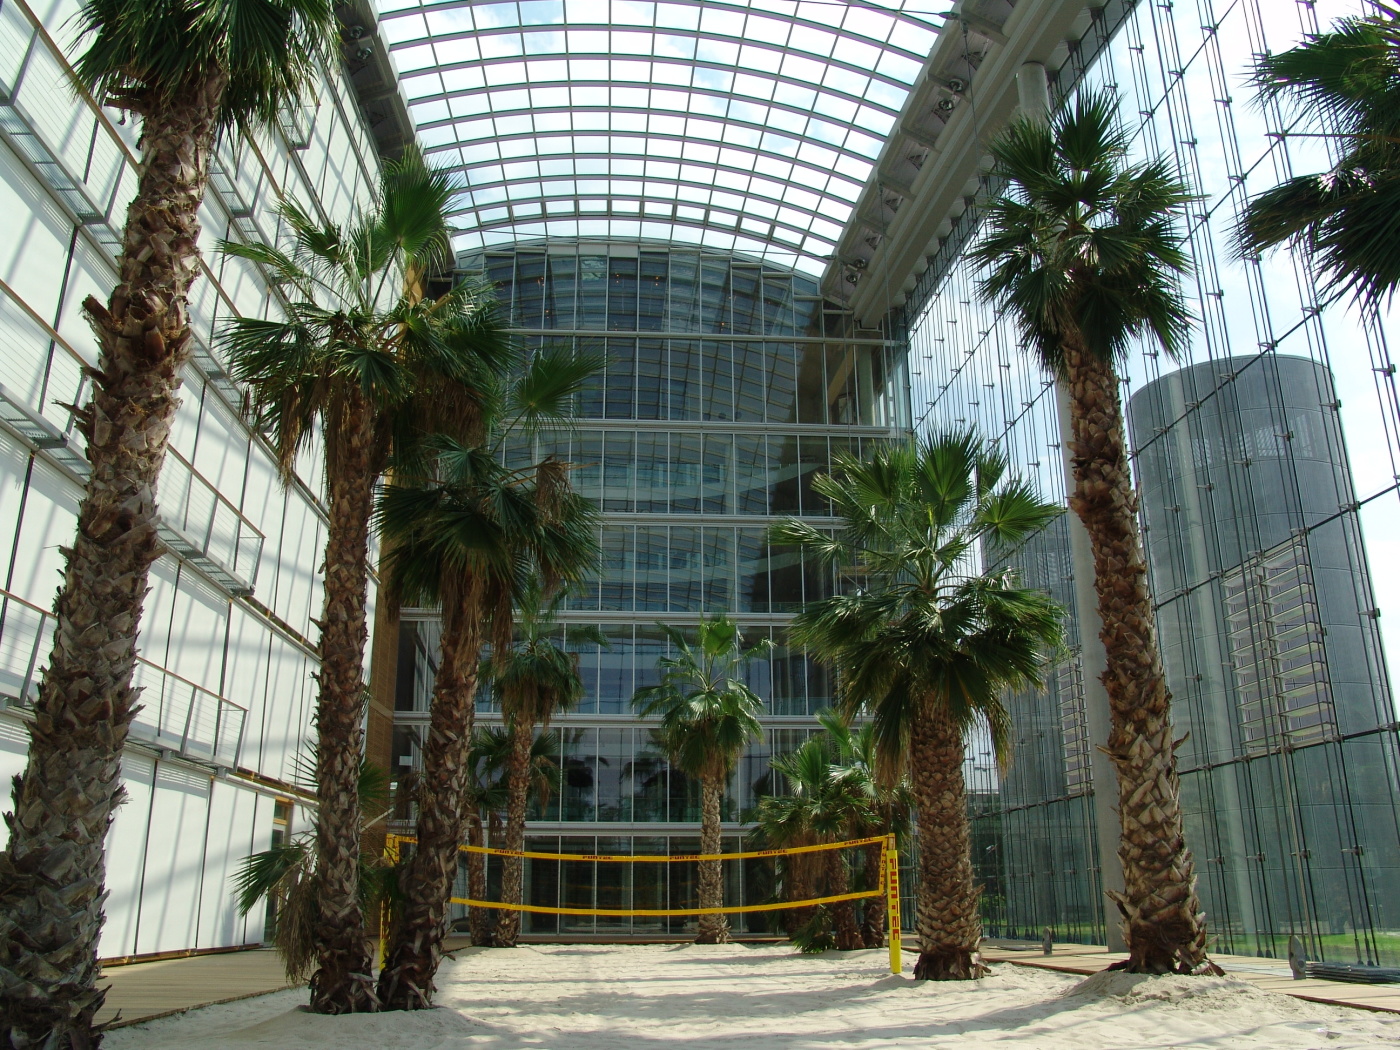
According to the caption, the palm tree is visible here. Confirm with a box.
[462,726,511,946]
[754,733,869,951]
[1237,5,1400,309]
[375,435,598,1007]
[219,152,508,1012]
[970,90,1219,976]
[231,760,395,982]
[748,780,822,940]
[0,0,336,1042]
[484,595,600,947]
[819,712,911,948]
[632,615,769,944]
[774,432,1063,980]
[462,726,562,944]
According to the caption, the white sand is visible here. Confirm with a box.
[106,943,1400,1049]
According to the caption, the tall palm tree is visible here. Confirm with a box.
[970,90,1218,976]
[484,595,601,947]
[219,153,508,1012]
[375,434,598,1007]
[774,432,1063,980]
[1237,5,1400,309]
[0,1,337,1042]
[632,615,768,944]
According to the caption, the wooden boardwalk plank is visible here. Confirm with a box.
[97,950,298,1029]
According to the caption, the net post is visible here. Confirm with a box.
[380,833,400,970]
[885,833,901,975]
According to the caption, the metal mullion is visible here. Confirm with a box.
[418,104,878,168]
[486,330,891,346]
[442,161,858,220]
[410,77,902,125]
[456,201,818,252]
[389,24,926,89]
[401,47,907,100]
[456,207,826,254]
[429,140,863,197]
[394,0,938,47]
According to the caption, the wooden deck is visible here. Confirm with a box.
[981,941,1400,1015]
[96,937,478,1028]
[97,949,299,1028]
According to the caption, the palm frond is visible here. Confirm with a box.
[775,431,1064,785]
[74,0,337,133]
[506,347,605,436]
[231,840,310,917]
[1237,13,1400,308]
[972,88,1194,372]
[631,615,765,783]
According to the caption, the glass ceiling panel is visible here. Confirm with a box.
[373,0,944,276]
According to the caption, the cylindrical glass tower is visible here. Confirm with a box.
[1129,353,1398,961]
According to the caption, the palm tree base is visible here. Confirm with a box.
[308,969,380,1014]
[469,915,496,947]
[1106,954,1224,976]
[832,902,865,951]
[378,984,431,1012]
[912,949,988,981]
[694,928,730,945]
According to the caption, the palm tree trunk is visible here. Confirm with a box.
[782,852,817,938]
[307,403,381,1014]
[376,596,482,1009]
[909,707,985,980]
[0,74,226,1049]
[466,812,493,946]
[860,842,886,948]
[695,775,729,944]
[1061,340,1216,975]
[827,849,864,951]
[492,717,533,947]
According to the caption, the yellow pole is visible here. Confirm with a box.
[885,834,902,975]
[380,833,399,969]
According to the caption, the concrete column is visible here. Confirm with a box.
[1016,62,1051,118]
[1057,389,1129,952]
[1018,59,1128,952]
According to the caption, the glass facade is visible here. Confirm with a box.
[376,0,1400,958]
[909,0,1400,965]
[392,242,908,934]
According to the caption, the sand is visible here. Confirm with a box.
[105,942,1400,1049]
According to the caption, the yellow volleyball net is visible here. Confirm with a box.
[383,832,902,973]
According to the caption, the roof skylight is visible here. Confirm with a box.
[373,0,943,275]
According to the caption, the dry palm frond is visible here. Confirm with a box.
[231,751,399,982]
[792,907,836,954]
[274,864,321,982]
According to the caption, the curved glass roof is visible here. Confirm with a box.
[374,0,944,276]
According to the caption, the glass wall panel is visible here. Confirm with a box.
[905,0,1400,963]
[397,245,907,934]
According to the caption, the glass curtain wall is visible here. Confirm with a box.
[392,241,908,936]
[907,0,1400,965]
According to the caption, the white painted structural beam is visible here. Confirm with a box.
[822,0,1097,324]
